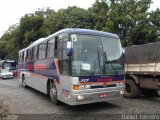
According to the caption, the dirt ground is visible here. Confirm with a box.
[0,78,159,120]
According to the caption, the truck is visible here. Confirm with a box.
[124,42,160,98]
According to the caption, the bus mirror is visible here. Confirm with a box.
[66,41,73,56]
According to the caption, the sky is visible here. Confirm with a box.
[0,0,160,38]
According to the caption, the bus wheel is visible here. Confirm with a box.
[22,75,27,88]
[49,82,59,105]
[124,79,140,98]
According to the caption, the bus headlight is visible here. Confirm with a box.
[84,84,91,89]
[80,84,91,89]
[79,85,85,90]
[73,84,91,90]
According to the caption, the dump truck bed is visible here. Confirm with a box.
[125,42,160,75]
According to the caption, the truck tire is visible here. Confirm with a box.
[142,89,158,97]
[124,79,140,98]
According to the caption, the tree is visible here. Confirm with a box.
[89,0,109,30]
[41,6,94,36]
[149,8,160,41]
[100,0,158,46]
[0,8,52,59]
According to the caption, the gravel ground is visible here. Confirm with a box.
[0,78,159,119]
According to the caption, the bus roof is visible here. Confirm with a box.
[19,28,119,52]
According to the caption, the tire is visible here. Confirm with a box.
[22,75,28,88]
[49,81,59,105]
[142,89,158,97]
[124,79,140,98]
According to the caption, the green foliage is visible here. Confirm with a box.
[41,6,94,36]
[102,0,157,46]
[89,0,109,30]
[0,0,160,60]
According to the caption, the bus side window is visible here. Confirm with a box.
[47,38,55,58]
[36,45,39,60]
[55,37,58,57]
[42,42,47,59]
[38,44,42,59]
[34,46,38,60]
[22,52,24,62]
[27,50,29,61]
[28,48,32,61]
[38,42,47,59]
[23,51,26,62]
[32,47,35,60]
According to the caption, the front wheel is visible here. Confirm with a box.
[49,82,60,105]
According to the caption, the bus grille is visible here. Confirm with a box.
[91,84,116,89]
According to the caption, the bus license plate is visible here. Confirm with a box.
[99,93,109,98]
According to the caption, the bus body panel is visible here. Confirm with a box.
[56,76,124,105]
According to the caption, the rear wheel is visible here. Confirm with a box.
[22,75,27,88]
[49,81,59,105]
[124,79,140,98]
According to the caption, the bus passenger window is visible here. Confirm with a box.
[41,42,47,59]
[47,38,55,58]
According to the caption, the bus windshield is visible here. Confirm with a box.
[71,34,124,76]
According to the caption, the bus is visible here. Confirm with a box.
[18,28,125,105]
[0,60,17,77]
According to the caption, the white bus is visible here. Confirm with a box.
[18,28,125,105]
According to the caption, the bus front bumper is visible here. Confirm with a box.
[65,87,125,106]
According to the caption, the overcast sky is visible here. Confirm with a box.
[0,0,159,38]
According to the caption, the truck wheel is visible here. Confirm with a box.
[49,81,60,105]
[124,79,140,98]
[142,89,158,97]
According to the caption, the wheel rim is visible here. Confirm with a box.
[125,84,131,93]
[50,83,57,100]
